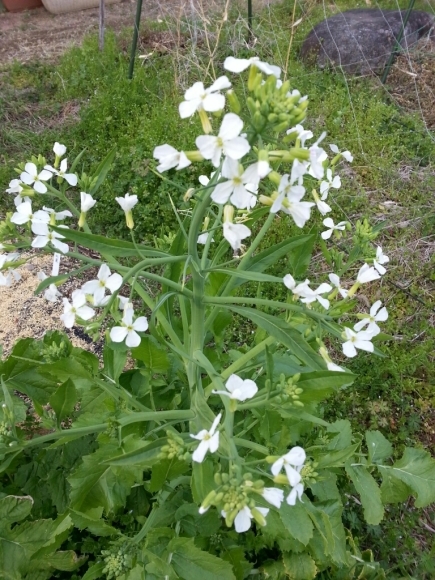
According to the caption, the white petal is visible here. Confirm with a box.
[209,75,231,92]
[208,432,220,453]
[125,330,141,348]
[33,180,48,194]
[192,439,210,463]
[262,487,284,509]
[106,273,123,293]
[342,340,357,358]
[234,507,252,533]
[110,326,128,343]
[284,464,302,487]
[77,305,95,321]
[219,113,244,140]
[223,56,251,73]
[133,316,149,332]
[285,446,306,466]
[202,93,225,113]
[179,98,200,119]
[283,274,296,290]
[271,457,284,476]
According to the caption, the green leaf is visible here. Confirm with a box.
[225,307,323,369]
[191,459,215,505]
[297,371,355,404]
[49,379,77,427]
[316,444,359,469]
[206,268,283,284]
[35,551,85,572]
[89,146,116,195]
[0,495,33,524]
[221,548,252,580]
[327,420,352,450]
[287,232,316,278]
[70,508,119,536]
[82,562,105,580]
[365,430,393,464]
[104,438,164,467]
[149,458,189,492]
[377,447,435,507]
[168,537,236,580]
[279,501,314,546]
[103,345,128,382]
[379,469,412,504]
[144,552,178,579]
[131,336,170,373]
[345,462,384,525]
[249,234,315,277]
[283,552,317,580]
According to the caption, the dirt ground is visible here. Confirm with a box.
[0,0,278,65]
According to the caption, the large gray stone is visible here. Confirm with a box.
[300,9,435,75]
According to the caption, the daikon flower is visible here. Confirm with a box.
[6,179,23,195]
[328,273,348,298]
[0,254,21,287]
[10,201,50,231]
[271,174,314,228]
[78,192,97,228]
[20,163,52,194]
[31,223,69,254]
[287,483,304,506]
[190,413,222,463]
[44,159,77,186]
[357,263,381,284]
[330,144,353,162]
[197,232,213,245]
[308,143,328,179]
[373,246,389,275]
[320,168,341,198]
[115,193,138,229]
[321,217,347,240]
[44,284,62,303]
[300,282,332,310]
[60,290,95,328]
[224,56,281,78]
[196,113,250,168]
[354,300,388,333]
[53,142,66,158]
[287,124,313,147]
[212,373,258,401]
[283,274,311,299]
[222,506,269,533]
[81,264,123,305]
[153,144,191,173]
[271,446,306,486]
[262,487,284,509]
[223,221,251,251]
[179,76,231,118]
[110,307,149,348]
[211,157,257,209]
[342,327,378,358]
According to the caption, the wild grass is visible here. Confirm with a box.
[0,0,434,575]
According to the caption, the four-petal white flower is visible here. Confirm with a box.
[153,144,192,173]
[222,505,269,533]
[81,264,123,305]
[224,56,281,78]
[20,163,52,194]
[44,158,78,186]
[354,300,388,334]
[110,307,149,348]
[321,217,347,240]
[342,327,379,358]
[196,113,250,168]
[212,373,258,401]
[271,446,306,486]
[374,246,389,275]
[223,221,251,252]
[211,157,257,209]
[190,413,222,463]
[60,290,95,328]
[357,263,381,284]
[179,76,231,118]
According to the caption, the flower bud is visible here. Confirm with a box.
[226,89,241,114]
[183,188,195,203]
[251,507,268,527]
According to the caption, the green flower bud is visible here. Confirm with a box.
[227,89,241,114]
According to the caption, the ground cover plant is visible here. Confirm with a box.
[0,0,435,578]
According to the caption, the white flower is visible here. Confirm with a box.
[342,327,379,358]
[283,274,312,299]
[262,487,284,509]
[81,264,123,305]
[314,197,332,216]
[222,506,269,533]
[153,144,191,173]
[20,163,52,194]
[42,206,73,222]
[0,254,21,287]
[31,223,69,254]
[10,201,50,232]
[308,143,328,179]
[330,144,353,162]
[6,179,23,195]
[14,194,31,207]
[110,307,149,348]
[354,300,388,334]
[374,246,389,275]
[357,263,381,284]
[44,159,78,186]
[60,290,95,328]
[212,373,258,401]
[320,168,341,199]
[272,174,314,228]
[287,124,313,147]
[44,284,62,303]
[196,113,250,168]
[223,221,251,252]
[271,446,306,486]
[224,56,281,78]
[80,192,97,212]
[115,193,138,212]
[243,159,271,183]
[190,413,221,463]
[300,282,332,310]
[179,76,231,118]
[287,483,304,506]
[328,273,348,298]
[53,142,66,158]
[211,158,257,209]
[327,361,346,372]
[321,217,347,240]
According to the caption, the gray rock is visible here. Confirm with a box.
[300,9,435,75]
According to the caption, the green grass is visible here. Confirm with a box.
[1,0,435,575]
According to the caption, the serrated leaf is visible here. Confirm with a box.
[149,458,189,492]
[379,469,412,504]
[168,537,236,580]
[70,508,119,536]
[221,548,252,580]
[144,552,178,580]
[49,379,77,427]
[283,552,317,580]
[279,501,313,546]
[316,443,359,469]
[377,447,435,507]
[0,495,33,524]
[131,336,170,373]
[225,306,323,369]
[327,419,352,450]
[34,551,85,572]
[365,431,393,464]
[345,462,384,525]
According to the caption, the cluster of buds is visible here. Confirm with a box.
[274,373,304,407]
[199,470,271,533]
[101,543,133,580]
[159,430,190,462]
[246,73,308,134]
